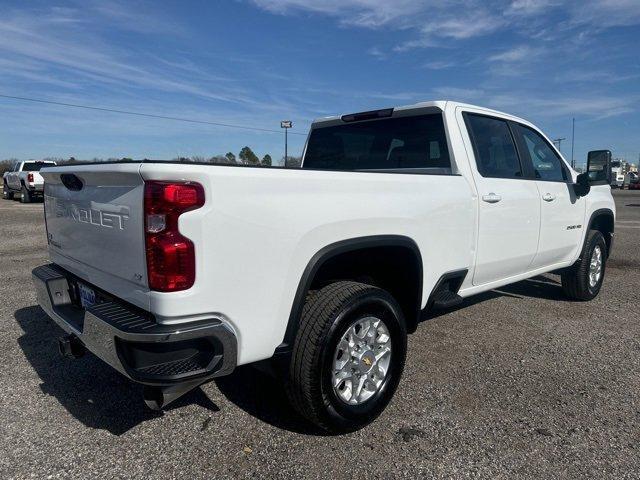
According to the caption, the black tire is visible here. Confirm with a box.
[2,182,13,200]
[286,281,407,433]
[20,184,31,203]
[561,230,607,301]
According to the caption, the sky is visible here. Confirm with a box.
[0,0,639,167]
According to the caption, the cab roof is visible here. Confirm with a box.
[311,100,531,129]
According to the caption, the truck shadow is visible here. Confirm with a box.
[214,367,329,436]
[494,275,568,302]
[14,305,219,436]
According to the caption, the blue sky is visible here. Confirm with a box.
[0,0,638,167]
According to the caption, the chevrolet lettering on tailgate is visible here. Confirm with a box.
[46,197,130,230]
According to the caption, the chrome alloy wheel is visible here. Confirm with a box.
[589,245,603,288]
[331,316,392,405]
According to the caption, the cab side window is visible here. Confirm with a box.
[515,125,568,182]
[464,114,523,179]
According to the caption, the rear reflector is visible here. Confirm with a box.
[144,181,204,292]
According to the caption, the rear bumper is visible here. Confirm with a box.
[32,264,237,386]
[28,183,44,192]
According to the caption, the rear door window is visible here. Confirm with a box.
[464,114,523,179]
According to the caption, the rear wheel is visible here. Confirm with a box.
[286,281,407,432]
[2,182,13,200]
[20,184,32,203]
[561,230,607,301]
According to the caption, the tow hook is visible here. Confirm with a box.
[58,334,86,359]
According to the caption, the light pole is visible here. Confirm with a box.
[281,120,292,167]
[552,137,566,153]
[570,117,575,169]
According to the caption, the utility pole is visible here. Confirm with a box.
[552,137,566,153]
[570,117,575,169]
[281,120,292,167]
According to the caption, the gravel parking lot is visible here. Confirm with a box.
[1,191,638,479]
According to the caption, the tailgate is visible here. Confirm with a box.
[41,163,149,300]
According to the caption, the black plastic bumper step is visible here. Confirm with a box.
[431,290,463,309]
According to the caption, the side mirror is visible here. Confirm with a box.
[573,172,591,197]
[586,150,612,185]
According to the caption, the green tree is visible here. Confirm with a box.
[238,146,259,165]
[225,152,236,164]
[261,154,272,167]
[0,159,17,175]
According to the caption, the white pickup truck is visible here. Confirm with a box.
[3,160,57,202]
[32,101,615,432]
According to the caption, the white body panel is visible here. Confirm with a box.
[39,101,615,366]
[530,180,585,268]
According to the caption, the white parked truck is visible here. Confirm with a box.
[32,101,615,432]
[3,160,57,202]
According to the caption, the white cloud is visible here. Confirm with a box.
[0,5,285,112]
[569,0,640,28]
[484,92,637,119]
[250,0,427,28]
[367,46,386,59]
[423,60,457,70]
[488,45,542,62]
[251,0,640,52]
[506,0,560,17]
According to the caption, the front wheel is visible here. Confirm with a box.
[286,281,407,433]
[561,230,607,301]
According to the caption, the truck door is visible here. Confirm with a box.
[461,112,541,286]
[512,124,585,268]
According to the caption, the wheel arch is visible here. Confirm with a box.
[586,208,614,257]
[277,235,423,353]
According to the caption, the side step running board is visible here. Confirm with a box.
[431,290,463,309]
[427,269,468,311]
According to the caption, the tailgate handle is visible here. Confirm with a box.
[60,174,83,191]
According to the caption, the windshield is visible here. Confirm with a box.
[303,114,451,173]
[22,162,53,172]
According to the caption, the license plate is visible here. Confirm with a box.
[77,282,96,309]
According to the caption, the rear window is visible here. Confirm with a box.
[303,114,451,173]
[22,162,52,172]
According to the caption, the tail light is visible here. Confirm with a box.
[27,173,34,182]
[144,181,205,292]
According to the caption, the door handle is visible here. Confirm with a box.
[542,193,556,202]
[482,193,502,203]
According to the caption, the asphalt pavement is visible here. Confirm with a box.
[1,190,638,479]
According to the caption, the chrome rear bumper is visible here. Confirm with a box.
[32,264,237,386]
